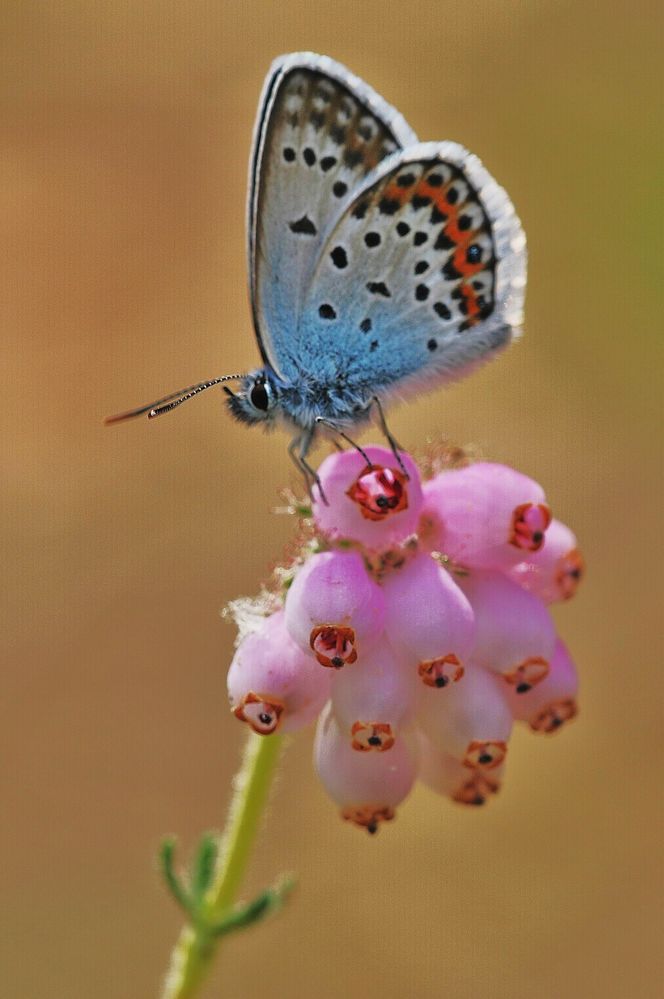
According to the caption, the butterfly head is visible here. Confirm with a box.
[224,369,280,426]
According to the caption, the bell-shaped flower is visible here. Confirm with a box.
[422,462,551,570]
[417,663,512,769]
[507,518,585,603]
[382,553,475,687]
[314,703,418,833]
[330,636,418,750]
[505,638,579,733]
[227,610,331,734]
[312,446,423,549]
[284,550,385,668]
[419,733,505,805]
[460,570,556,692]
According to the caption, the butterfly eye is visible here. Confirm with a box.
[249,380,270,412]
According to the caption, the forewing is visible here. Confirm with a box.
[248,52,417,378]
[296,141,526,399]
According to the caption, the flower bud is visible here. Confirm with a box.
[382,554,475,686]
[419,734,504,805]
[422,463,551,570]
[227,610,331,734]
[418,664,512,768]
[314,703,418,832]
[459,571,556,692]
[331,636,418,750]
[312,446,423,549]
[507,519,585,603]
[505,638,579,733]
[284,550,385,668]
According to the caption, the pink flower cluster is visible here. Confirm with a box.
[227,445,584,834]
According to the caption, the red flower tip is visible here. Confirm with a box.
[418,653,464,688]
[531,698,578,733]
[350,721,396,752]
[556,548,585,600]
[341,804,395,833]
[346,465,409,521]
[233,691,284,735]
[510,502,552,552]
[503,656,550,693]
[309,624,358,668]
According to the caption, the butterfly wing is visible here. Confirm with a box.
[294,141,526,404]
[248,52,418,380]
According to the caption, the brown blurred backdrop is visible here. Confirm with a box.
[2,2,662,997]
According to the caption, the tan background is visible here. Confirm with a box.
[3,2,662,997]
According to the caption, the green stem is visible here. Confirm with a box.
[161,732,284,999]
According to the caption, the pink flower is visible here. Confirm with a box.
[421,462,551,570]
[312,446,423,549]
[226,443,583,832]
[459,570,556,692]
[227,610,331,734]
[508,518,585,603]
[284,550,385,667]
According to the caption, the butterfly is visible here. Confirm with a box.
[107,52,526,494]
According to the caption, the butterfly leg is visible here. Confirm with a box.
[297,428,330,506]
[315,417,374,469]
[371,396,409,480]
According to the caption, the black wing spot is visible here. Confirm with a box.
[467,244,482,263]
[364,231,381,248]
[303,147,316,167]
[458,214,472,231]
[330,124,347,145]
[443,259,462,281]
[367,282,391,297]
[370,339,379,352]
[310,111,325,131]
[435,230,455,251]
[330,246,348,269]
[358,123,373,141]
[344,148,363,169]
[413,231,428,246]
[412,195,431,210]
[320,155,337,172]
[396,173,416,187]
[319,303,337,320]
[446,187,459,204]
[289,215,317,236]
[352,199,369,219]
[316,87,332,102]
[427,338,438,351]
[427,173,444,186]
[360,318,372,333]
[430,206,447,225]
[434,302,452,320]
[379,197,400,215]
[396,221,410,237]
[415,284,430,302]
[333,181,348,198]
[282,146,296,162]
[287,112,299,128]
[415,260,429,275]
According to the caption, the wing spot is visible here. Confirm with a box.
[370,339,379,352]
[364,231,381,248]
[434,302,452,320]
[360,318,372,333]
[289,215,317,236]
[396,222,410,237]
[303,147,316,167]
[367,282,391,298]
[415,284,430,302]
[443,259,462,280]
[427,173,444,186]
[414,231,428,246]
[446,187,459,204]
[430,206,447,225]
[320,155,337,172]
[319,303,337,320]
[333,181,348,198]
[379,197,400,215]
[352,199,369,219]
[435,230,455,251]
[396,173,416,187]
[427,338,438,351]
[358,123,373,141]
[458,215,472,231]
[344,148,363,169]
[282,146,296,163]
[415,260,429,275]
[330,124,347,145]
[310,111,325,131]
[330,246,348,269]
[467,244,482,263]
[411,195,432,210]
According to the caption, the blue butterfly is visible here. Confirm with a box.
[108,53,526,493]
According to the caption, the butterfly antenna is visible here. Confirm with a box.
[104,375,248,425]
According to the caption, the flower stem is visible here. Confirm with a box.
[161,732,284,999]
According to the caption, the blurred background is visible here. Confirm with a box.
[2,1,662,997]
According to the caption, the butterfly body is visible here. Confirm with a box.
[108,53,526,485]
